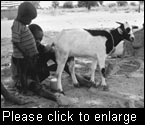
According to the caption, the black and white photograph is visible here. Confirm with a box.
[1,1,145,125]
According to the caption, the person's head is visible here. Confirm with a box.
[16,2,37,25]
[28,24,44,42]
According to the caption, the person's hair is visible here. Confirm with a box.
[28,24,43,36]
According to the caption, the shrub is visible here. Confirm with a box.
[63,1,74,8]
[117,1,128,6]
[52,1,59,8]
[108,3,117,8]
[78,1,99,10]
[130,2,137,6]
[78,1,86,7]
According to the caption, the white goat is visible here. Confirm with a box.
[53,22,135,92]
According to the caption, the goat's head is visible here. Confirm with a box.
[116,22,135,42]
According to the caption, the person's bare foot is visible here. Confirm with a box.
[5,95,27,105]
[55,93,78,106]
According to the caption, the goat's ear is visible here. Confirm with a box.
[118,28,123,34]
[132,25,138,29]
[116,21,123,25]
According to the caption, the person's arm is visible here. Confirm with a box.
[36,40,48,53]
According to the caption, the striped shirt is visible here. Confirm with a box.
[11,20,38,58]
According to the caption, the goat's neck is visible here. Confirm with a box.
[110,28,124,47]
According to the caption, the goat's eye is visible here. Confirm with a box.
[126,28,131,33]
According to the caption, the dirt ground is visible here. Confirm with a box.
[1,9,144,108]
[1,35,144,108]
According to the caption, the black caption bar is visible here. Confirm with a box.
[0,108,145,125]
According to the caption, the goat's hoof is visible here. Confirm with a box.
[74,83,80,88]
[61,92,65,95]
[58,90,65,95]
[53,89,65,95]
[97,83,110,91]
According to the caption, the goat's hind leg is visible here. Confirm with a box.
[68,59,79,88]
[90,59,97,87]
[56,55,68,93]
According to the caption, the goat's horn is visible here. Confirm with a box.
[116,22,123,25]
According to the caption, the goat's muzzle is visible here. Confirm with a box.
[130,37,135,42]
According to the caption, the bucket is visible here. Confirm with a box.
[50,77,58,91]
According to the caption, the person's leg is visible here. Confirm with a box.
[11,56,19,82]
[19,59,29,93]
[11,58,26,93]
[1,82,25,105]
[28,80,58,101]
[11,56,22,89]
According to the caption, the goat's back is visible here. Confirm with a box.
[54,29,107,57]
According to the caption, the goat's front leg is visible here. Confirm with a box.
[97,55,109,91]
[68,59,79,87]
